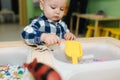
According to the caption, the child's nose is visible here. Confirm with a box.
[56,9,60,14]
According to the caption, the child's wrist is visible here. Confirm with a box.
[40,33,46,42]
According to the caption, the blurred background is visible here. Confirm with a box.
[0,0,120,41]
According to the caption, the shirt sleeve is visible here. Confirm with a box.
[61,21,70,33]
[21,19,43,45]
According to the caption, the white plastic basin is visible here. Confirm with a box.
[50,42,120,80]
[66,61,120,80]
[0,47,32,65]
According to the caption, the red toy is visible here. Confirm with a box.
[24,58,62,80]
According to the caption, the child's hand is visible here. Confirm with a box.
[64,32,76,40]
[41,33,61,46]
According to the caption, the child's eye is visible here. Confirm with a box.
[51,6,56,9]
[60,8,64,11]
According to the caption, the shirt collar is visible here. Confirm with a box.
[40,13,62,24]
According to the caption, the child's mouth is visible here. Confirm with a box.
[54,16,59,19]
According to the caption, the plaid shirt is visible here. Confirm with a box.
[21,14,70,45]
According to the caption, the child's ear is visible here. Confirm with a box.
[40,0,44,10]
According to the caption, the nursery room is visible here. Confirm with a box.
[0,0,120,80]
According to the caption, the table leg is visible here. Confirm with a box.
[94,20,99,37]
[75,17,80,36]
[70,16,73,33]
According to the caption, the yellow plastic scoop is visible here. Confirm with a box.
[65,40,83,64]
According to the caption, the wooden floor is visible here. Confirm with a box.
[0,23,23,41]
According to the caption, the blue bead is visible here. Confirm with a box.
[18,70,23,75]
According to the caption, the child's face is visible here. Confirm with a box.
[40,0,67,21]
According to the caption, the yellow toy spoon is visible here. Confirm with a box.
[65,40,83,64]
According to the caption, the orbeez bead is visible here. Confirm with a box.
[0,64,25,79]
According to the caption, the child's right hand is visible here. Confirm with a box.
[41,33,61,46]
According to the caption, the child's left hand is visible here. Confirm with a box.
[64,32,76,40]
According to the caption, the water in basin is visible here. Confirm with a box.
[52,43,120,64]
